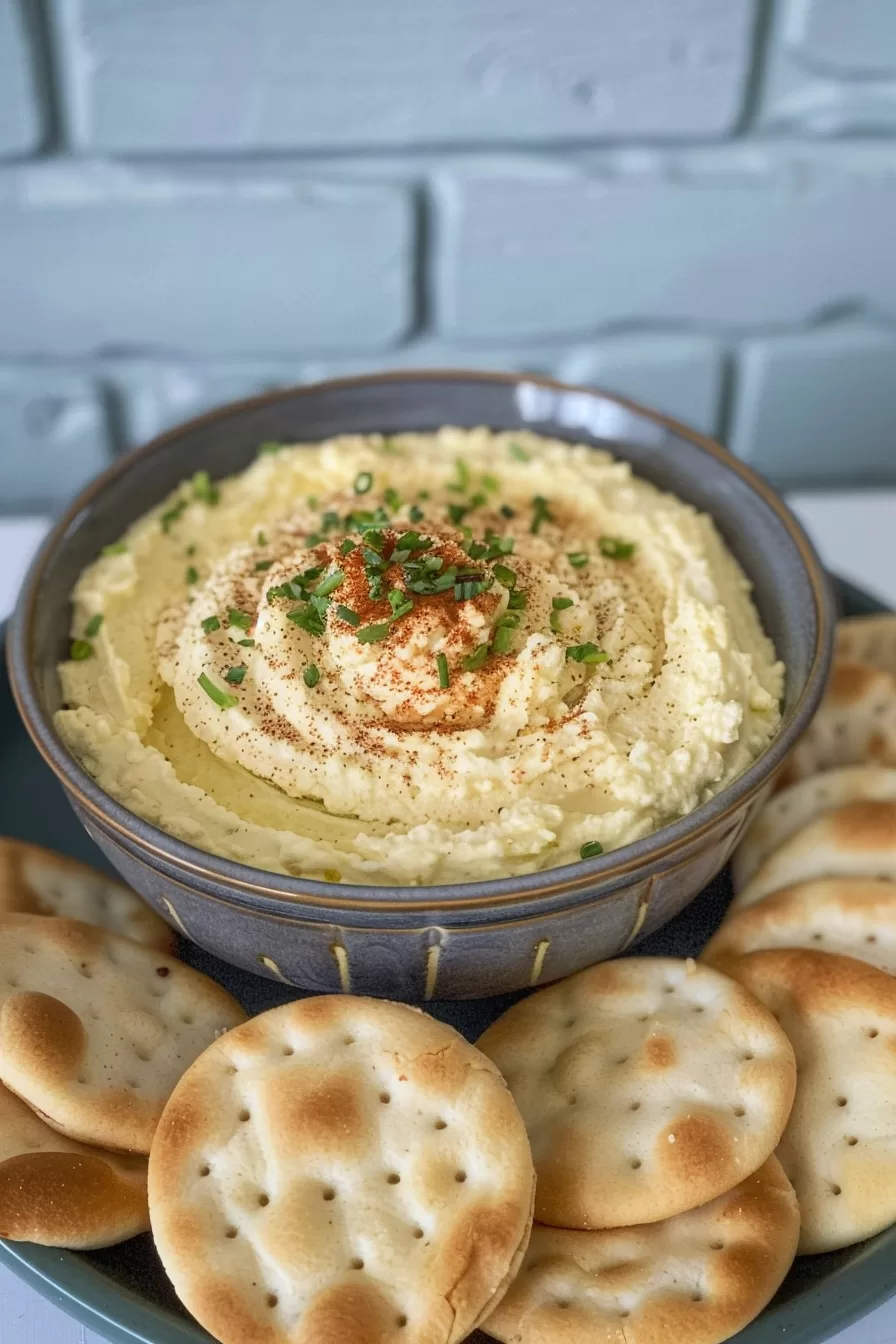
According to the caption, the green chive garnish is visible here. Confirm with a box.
[201,615,221,634]
[500,504,516,519]
[354,471,373,495]
[462,643,490,672]
[198,672,238,708]
[436,652,449,688]
[186,566,199,584]
[238,638,255,647]
[303,664,320,688]
[492,563,517,588]
[340,538,357,555]
[335,605,361,627]
[257,531,267,546]
[492,625,514,655]
[530,495,553,534]
[567,551,589,568]
[102,541,127,556]
[509,442,530,462]
[224,665,247,685]
[84,613,103,638]
[257,441,282,456]
[254,559,273,572]
[599,536,636,560]
[409,504,424,523]
[313,569,345,598]
[507,590,528,610]
[449,458,471,493]
[357,622,392,644]
[160,498,187,533]
[288,606,326,636]
[186,544,197,556]
[553,596,574,611]
[481,472,500,493]
[384,487,401,512]
[70,639,93,661]
[566,642,610,665]
[228,608,252,630]
[580,841,604,860]
[191,470,219,505]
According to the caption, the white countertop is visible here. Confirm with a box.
[1,491,896,1344]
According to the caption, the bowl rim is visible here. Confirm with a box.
[7,368,835,913]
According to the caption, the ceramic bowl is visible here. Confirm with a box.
[8,371,834,999]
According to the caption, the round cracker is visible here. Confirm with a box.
[149,995,535,1344]
[475,957,796,1230]
[0,914,246,1153]
[776,661,896,790]
[734,800,896,911]
[704,878,896,975]
[483,1156,799,1344]
[0,838,174,952]
[732,766,896,892]
[723,949,896,1254]
[0,1080,148,1248]
[836,614,896,677]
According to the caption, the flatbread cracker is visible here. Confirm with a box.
[149,995,535,1344]
[476,957,796,1230]
[704,878,896,975]
[483,1157,799,1344]
[836,614,896,677]
[724,949,896,1253]
[732,766,896,891]
[0,914,246,1153]
[734,800,896,911]
[776,661,896,789]
[0,1080,148,1248]
[0,838,174,952]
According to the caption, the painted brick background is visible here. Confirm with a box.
[0,0,895,513]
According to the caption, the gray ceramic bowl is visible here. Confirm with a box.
[8,371,833,1000]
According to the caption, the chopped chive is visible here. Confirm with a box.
[70,638,93,661]
[500,504,516,519]
[384,487,401,512]
[599,536,636,560]
[160,498,188,533]
[464,540,489,561]
[462,642,490,672]
[566,642,610,665]
[580,840,604,860]
[446,502,468,526]
[530,495,553,535]
[508,441,530,462]
[198,672,238,709]
[254,559,273,572]
[354,471,373,495]
[303,664,320,688]
[84,613,104,638]
[356,622,392,644]
[552,596,574,611]
[186,544,197,557]
[267,585,289,601]
[340,538,357,555]
[507,589,528,610]
[307,495,318,509]
[418,489,430,500]
[335,604,361,627]
[492,625,514,655]
[102,541,128,556]
[287,605,326,636]
[567,551,589,568]
[409,504,424,524]
[396,531,431,552]
[380,437,403,456]
[238,638,255,647]
[448,458,471,493]
[492,563,517,588]
[481,472,500,493]
[313,569,345,598]
[257,441,282,456]
[228,608,252,630]
[256,530,267,546]
[191,470,219,505]
[201,615,221,634]
[321,510,341,533]
[306,533,323,547]
[387,588,407,614]
[186,565,199,584]
[436,652,449,689]
[224,665,247,685]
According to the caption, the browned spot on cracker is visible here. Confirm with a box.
[832,800,896,850]
[830,662,880,705]
[0,992,87,1079]
[0,1150,147,1245]
[294,1280,396,1344]
[643,1033,677,1071]
[265,1070,371,1158]
[658,1112,733,1183]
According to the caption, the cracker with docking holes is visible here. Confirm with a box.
[836,614,896,677]
[483,1156,799,1344]
[0,838,174,952]
[776,662,896,789]
[148,995,535,1344]
[733,800,896,911]
[0,1079,148,1248]
[704,879,896,975]
[732,766,896,892]
[724,949,896,1254]
[475,957,796,1230]
[0,914,246,1153]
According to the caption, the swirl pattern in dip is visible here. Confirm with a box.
[56,429,783,886]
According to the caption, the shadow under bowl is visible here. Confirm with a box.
[8,371,834,1000]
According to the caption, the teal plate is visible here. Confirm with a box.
[2,576,894,1344]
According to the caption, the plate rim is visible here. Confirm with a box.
[2,574,895,1344]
